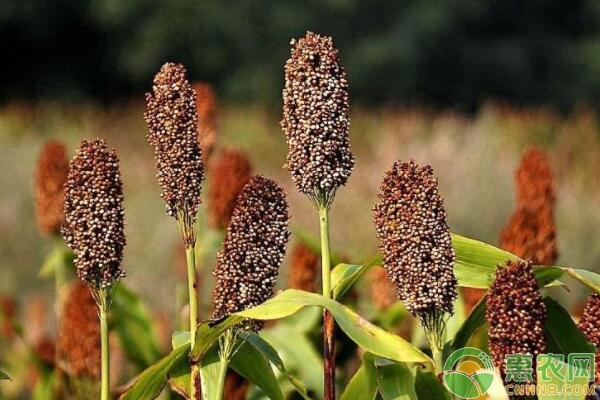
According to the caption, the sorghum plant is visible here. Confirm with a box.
[34,140,69,236]
[500,147,558,265]
[288,242,319,293]
[207,148,252,231]
[373,160,457,374]
[62,138,125,400]
[578,293,600,385]
[145,62,205,399]
[487,260,546,393]
[282,31,355,399]
[211,175,290,397]
[193,81,218,162]
[57,281,101,397]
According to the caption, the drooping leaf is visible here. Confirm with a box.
[340,353,378,400]
[112,285,162,369]
[230,337,285,400]
[414,368,452,400]
[565,268,600,293]
[543,297,596,359]
[199,345,226,400]
[374,359,418,400]
[262,326,323,397]
[537,358,591,400]
[331,256,382,300]
[0,369,10,381]
[241,331,313,399]
[191,290,432,369]
[451,233,520,289]
[119,344,189,400]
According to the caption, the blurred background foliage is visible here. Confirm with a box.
[3,0,600,111]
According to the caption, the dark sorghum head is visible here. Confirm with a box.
[281,31,355,206]
[211,176,290,330]
[62,139,126,290]
[58,282,101,379]
[578,293,600,384]
[288,242,319,293]
[193,81,218,162]
[486,260,546,386]
[207,148,252,230]
[373,160,457,328]
[34,140,69,235]
[145,63,205,245]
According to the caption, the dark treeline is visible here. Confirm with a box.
[2,0,600,111]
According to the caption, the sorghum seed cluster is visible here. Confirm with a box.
[145,63,204,237]
[487,260,546,385]
[500,148,557,265]
[193,81,218,162]
[58,282,101,379]
[281,31,355,205]
[207,148,252,230]
[373,160,457,320]
[212,176,290,329]
[62,139,126,289]
[288,242,319,293]
[34,140,69,235]
[578,293,600,384]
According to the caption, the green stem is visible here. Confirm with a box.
[318,203,336,400]
[319,205,332,298]
[425,328,444,377]
[99,290,110,400]
[185,246,201,400]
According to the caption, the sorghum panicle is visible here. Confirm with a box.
[373,160,457,327]
[500,147,557,265]
[145,63,205,245]
[487,260,546,385]
[288,242,319,293]
[578,293,600,384]
[62,139,126,290]
[369,267,397,311]
[207,148,252,230]
[516,148,555,209]
[193,81,218,162]
[58,282,101,379]
[281,31,355,206]
[211,176,290,330]
[34,140,69,235]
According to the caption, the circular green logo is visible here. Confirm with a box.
[443,347,496,399]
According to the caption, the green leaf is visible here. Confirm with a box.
[0,369,10,381]
[191,290,432,368]
[414,368,451,400]
[230,337,285,400]
[199,345,226,400]
[565,268,600,293]
[119,344,189,400]
[341,354,378,400]
[112,285,162,369]
[241,332,313,399]
[451,233,520,289]
[450,295,487,352]
[172,331,190,349]
[331,256,382,300]
[39,245,73,278]
[262,326,323,398]
[543,297,596,358]
[374,359,418,400]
